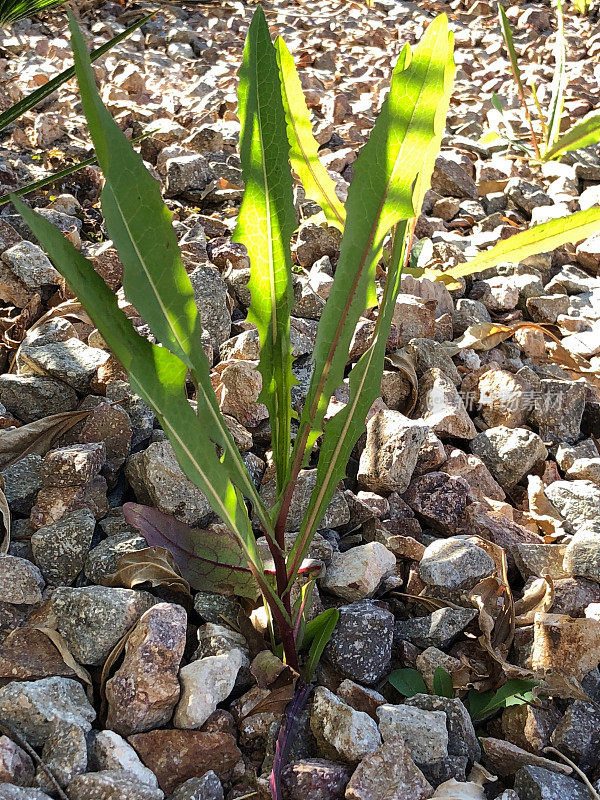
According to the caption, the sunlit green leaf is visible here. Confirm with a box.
[388,668,428,698]
[544,113,600,160]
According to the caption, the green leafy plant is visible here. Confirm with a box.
[388,668,428,697]
[468,678,538,720]
[485,0,600,160]
[12,10,600,796]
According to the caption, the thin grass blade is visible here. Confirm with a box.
[546,0,566,149]
[275,36,346,231]
[0,10,157,131]
[0,0,67,25]
[449,206,600,278]
[233,6,297,493]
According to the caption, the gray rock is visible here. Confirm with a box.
[40,443,105,488]
[545,481,600,531]
[419,537,495,590]
[193,593,243,628]
[31,509,95,586]
[1,454,41,514]
[189,264,231,353]
[431,154,477,199]
[357,410,428,494]
[310,687,381,764]
[405,338,460,385]
[323,600,394,685]
[90,730,159,789]
[404,472,470,533]
[550,700,600,771]
[66,770,164,800]
[415,368,477,440]
[51,586,155,666]
[319,543,396,602]
[170,772,223,800]
[0,375,78,422]
[18,339,109,392]
[36,722,87,791]
[506,179,553,214]
[0,677,95,748]
[394,607,477,650]
[0,555,44,604]
[470,426,548,489]
[84,530,148,583]
[126,441,212,527]
[526,294,569,324]
[514,765,589,800]
[452,298,491,336]
[564,522,600,582]
[174,649,244,729]
[376,704,448,764]
[293,223,341,267]
[404,694,481,765]
[165,153,215,196]
[0,787,52,799]
[1,241,59,287]
[531,379,585,445]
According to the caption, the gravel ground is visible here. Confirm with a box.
[1,0,600,798]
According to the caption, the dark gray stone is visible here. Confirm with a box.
[513,765,589,800]
[394,607,477,650]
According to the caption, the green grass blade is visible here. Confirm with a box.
[0,10,157,131]
[498,3,540,158]
[450,206,600,278]
[303,608,339,681]
[275,36,346,231]
[67,16,274,535]
[12,197,292,621]
[289,15,453,479]
[546,0,566,149]
[233,6,297,493]
[543,113,600,160]
[0,0,67,25]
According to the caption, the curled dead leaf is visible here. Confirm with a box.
[100,624,135,720]
[514,575,554,626]
[527,475,568,539]
[0,409,93,470]
[100,546,192,610]
[32,626,93,699]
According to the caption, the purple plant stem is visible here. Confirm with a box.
[269,682,313,800]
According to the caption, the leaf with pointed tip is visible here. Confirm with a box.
[448,206,600,278]
[234,6,297,492]
[290,16,453,481]
[288,16,454,581]
[545,0,566,149]
[544,113,600,161]
[275,36,346,231]
[67,15,274,537]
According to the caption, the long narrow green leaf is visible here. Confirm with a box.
[303,608,339,681]
[13,197,291,625]
[449,206,600,278]
[275,36,346,231]
[289,15,451,482]
[498,3,540,158]
[289,25,455,582]
[545,0,566,149]
[0,10,157,131]
[0,0,67,26]
[67,15,274,537]
[233,6,297,494]
[543,113,600,160]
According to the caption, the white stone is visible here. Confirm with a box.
[173,649,244,729]
[92,730,160,789]
[320,542,396,602]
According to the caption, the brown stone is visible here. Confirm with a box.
[336,680,385,721]
[0,734,35,786]
[106,603,187,736]
[0,628,78,683]
[128,730,241,794]
[345,736,432,800]
[532,613,600,681]
[91,354,129,395]
[281,758,351,800]
[548,578,600,617]
[29,477,109,530]
[480,737,571,776]
[501,703,561,754]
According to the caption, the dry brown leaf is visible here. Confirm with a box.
[533,671,599,709]
[100,624,135,720]
[0,475,10,555]
[33,626,93,699]
[385,348,418,415]
[514,575,554,626]
[246,681,297,719]
[100,546,192,610]
[0,409,93,470]
[527,475,567,539]
[447,322,514,353]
